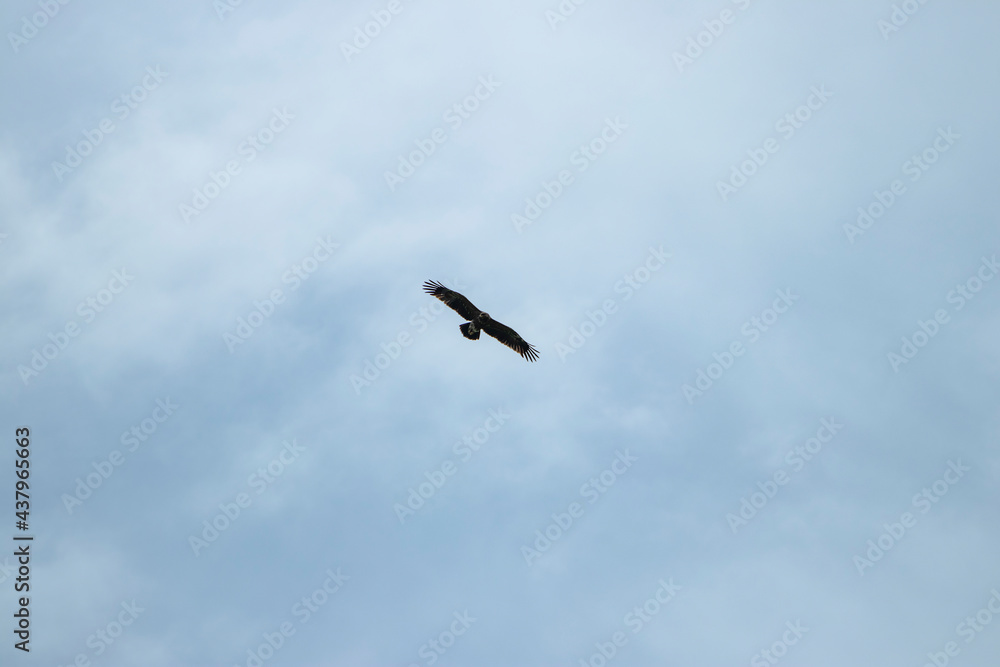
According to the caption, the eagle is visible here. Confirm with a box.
[423,280,539,362]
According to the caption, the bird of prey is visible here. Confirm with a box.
[423,280,539,362]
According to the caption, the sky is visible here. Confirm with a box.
[2,1,999,665]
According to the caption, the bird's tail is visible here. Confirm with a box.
[459,322,480,340]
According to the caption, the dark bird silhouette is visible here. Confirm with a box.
[423,280,539,362]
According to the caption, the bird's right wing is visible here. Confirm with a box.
[482,319,540,362]
[423,281,482,321]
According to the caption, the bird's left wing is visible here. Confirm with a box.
[482,319,540,362]
[423,280,482,321]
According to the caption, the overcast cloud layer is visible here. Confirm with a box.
[2,1,999,666]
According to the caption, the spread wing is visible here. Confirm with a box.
[483,319,540,362]
[423,280,482,321]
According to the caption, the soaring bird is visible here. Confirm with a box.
[423,280,539,362]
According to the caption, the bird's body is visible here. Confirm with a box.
[459,319,484,340]
[423,280,539,362]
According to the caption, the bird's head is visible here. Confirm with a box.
[478,312,491,323]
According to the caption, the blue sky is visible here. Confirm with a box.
[2,1,999,665]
